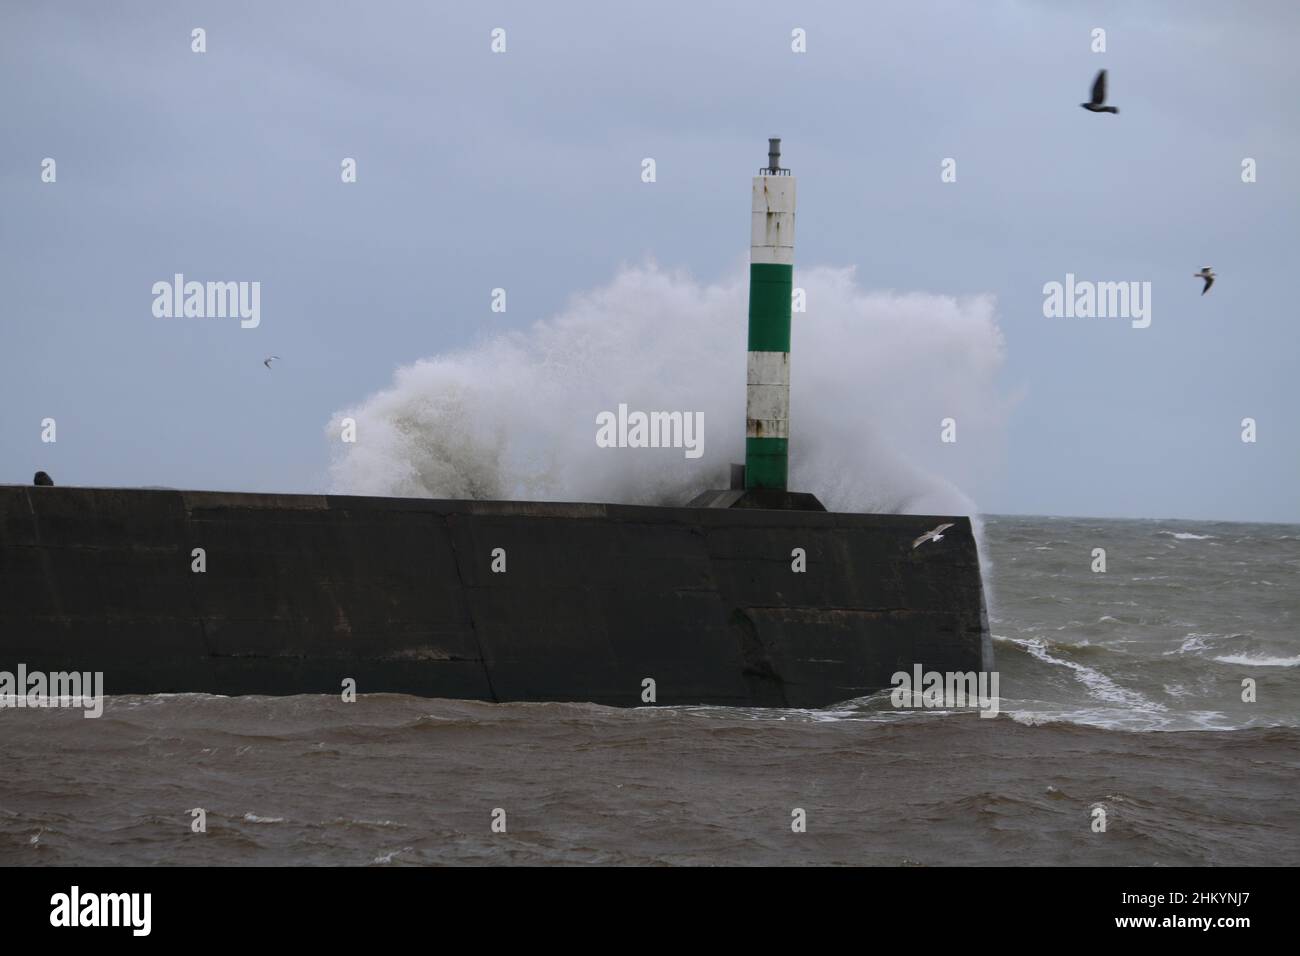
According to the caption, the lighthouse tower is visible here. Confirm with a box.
[688,140,823,512]
[745,138,795,490]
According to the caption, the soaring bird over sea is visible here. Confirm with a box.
[1195,267,1215,295]
[1081,69,1119,114]
[912,523,955,550]
[263,355,280,369]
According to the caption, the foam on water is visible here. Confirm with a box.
[1212,654,1300,667]
[1008,636,1164,712]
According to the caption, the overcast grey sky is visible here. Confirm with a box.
[3,1,1297,521]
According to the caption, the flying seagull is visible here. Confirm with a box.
[263,355,280,369]
[1081,69,1119,114]
[912,523,955,550]
[1194,267,1215,295]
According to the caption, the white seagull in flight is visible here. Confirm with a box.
[263,355,281,369]
[912,523,955,550]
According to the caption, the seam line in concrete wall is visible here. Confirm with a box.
[444,511,499,702]
[182,494,215,659]
[25,487,65,623]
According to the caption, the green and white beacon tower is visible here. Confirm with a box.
[745,137,796,490]
[690,139,821,511]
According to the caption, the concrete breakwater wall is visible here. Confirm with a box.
[0,486,991,708]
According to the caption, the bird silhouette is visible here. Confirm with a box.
[263,355,280,369]
[1195,267,1215,295]
[1081,69,1119,114]
[912,523,955,550]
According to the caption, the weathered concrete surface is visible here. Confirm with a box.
[685,487,827,511]
[0,486,991,708]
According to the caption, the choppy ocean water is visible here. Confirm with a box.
[3,515,1297,866]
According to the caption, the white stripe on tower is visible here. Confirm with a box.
[749,175,795,267]
[746,352,789,438]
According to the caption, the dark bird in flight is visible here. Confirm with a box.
[1081,69,1119,114]
[912,522,955,550]
[263,355,280,369]
[1195,267,1215,295]
[33,471,53,486]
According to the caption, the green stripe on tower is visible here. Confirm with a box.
[745,437,789,489]
[747,264,793,352]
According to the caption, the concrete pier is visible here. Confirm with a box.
[0,486,991,708]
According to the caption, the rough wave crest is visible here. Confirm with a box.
[327,264,1008,515]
